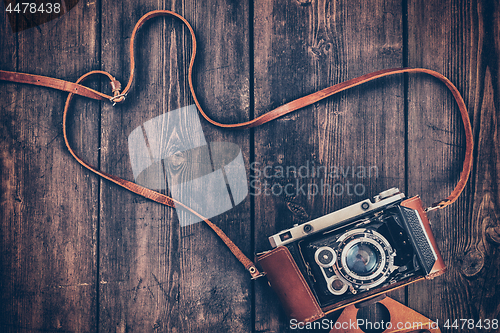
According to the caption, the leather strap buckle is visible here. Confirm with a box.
[0,9,473,284]
[424,206,441,213]
[425,199,451,213]
[110,93,127,106]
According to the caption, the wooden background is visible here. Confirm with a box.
[1,0,499,332]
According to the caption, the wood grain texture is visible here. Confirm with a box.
[252,0,405,331]
[98,1,251,332]
[407,1,500,331]
[0,2,99,332]
[0,0,498,332]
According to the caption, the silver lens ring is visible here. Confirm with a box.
[334,228,395,289]
[341,237,386,280]
[314,246,337,268]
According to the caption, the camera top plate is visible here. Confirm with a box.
[269,188,405,248]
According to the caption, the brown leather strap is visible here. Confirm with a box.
[0,10,473,278]
[0,69,122,101]
[122,10,473,210]
[60,72,262,279]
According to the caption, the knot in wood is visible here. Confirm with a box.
[486,225,500,245]
[286,201,309,222]
[310,39,333,57]
[458,249,484,278]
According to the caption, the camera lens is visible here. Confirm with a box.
[345,242,379,276]
[315,247,336,267]
[336,229,396,290]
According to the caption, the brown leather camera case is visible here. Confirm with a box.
[257,196,446,323]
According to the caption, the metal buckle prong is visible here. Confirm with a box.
[110,93,127,106]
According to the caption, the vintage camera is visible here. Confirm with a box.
[257,188,446,322]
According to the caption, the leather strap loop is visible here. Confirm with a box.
[121,11,473,209]
[61,72,262,278]
[0,10,473,279]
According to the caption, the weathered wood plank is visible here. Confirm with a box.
[253,0,405,331]
[1,1,498,332]
[98,1,252,332]
[407,0,500,330]
[0,2,99,332]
